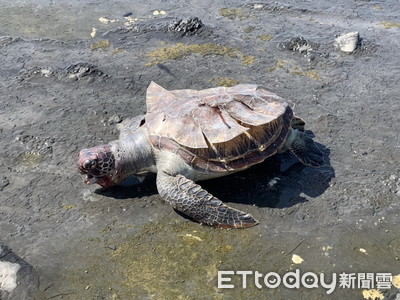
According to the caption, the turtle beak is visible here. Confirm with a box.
[85,175,98,185]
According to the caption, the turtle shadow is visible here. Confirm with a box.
[96,142,334,210]
[200,142,334,209]
[94,174,158,199]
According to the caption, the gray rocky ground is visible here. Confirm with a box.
[0,0,399,299]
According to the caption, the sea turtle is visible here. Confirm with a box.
[78,82,324,228]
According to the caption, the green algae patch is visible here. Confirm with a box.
[63,204,76,210]
[107,220,261,299]
[90,40,110,51]
[380,21,400,29]
[243,26,256,33]
[18,152,43,166]
[266,66,276,72]
[373,5,383,10]
[291,67,320,80]
[267,59,287,72]
[276,59,288,68]
[219,8,246,20]
[146,43,255,66]
[267,59,320,80]
[214,77,240,87]
[112,47,123,54]
[60,218,309,299]
[303,70,320,80]
[242,55,255,66]
[257,34,273,41]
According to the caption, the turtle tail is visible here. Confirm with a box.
[291,116,305,131]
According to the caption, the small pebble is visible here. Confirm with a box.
[108,245,117,250]
[292,254,304,264]
[99,17,117,24]
[90,27,97,38]
[41,69,52,77]
[153,10,166,15]
[104,114,122,126]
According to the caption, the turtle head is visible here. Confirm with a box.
[78,129,155,188]
[78,144,121,188]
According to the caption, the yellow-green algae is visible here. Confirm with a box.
[146,43,255,66]
[213,77,240,87]
[380,21,400,29]
[95,219,274,299]
[109,221,238,299]
[373,5,383,10]
[243,26,256,33]
[290,67,320,80]
[219,8,246,20]
[242,55,255,65]
[257,34,273,41]
[276,59,288,68]
[63,204,77,210]
[18,152,43,166]
[61,216,400,299]
[112,47,123,54]
[267,59,320,80]
[266,59,287,72]
[90,40,110,51]
[63,218,263,299]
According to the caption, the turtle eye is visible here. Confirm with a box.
[84,159,97,169]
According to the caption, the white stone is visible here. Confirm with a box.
[40,69,52,77]
[335,32,359,53]
[0,261,21,292]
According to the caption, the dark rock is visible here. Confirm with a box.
[0,245,44,300]
[0,177,9,191]
[167,17,203,36]
[125,16,205,36]
[278,36,317,53]
[64,62,106,80]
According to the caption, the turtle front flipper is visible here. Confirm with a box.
[156,172,258,228]
[289,131,325,167]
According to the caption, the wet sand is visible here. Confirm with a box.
[1,0,400,299]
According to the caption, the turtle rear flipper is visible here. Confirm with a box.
[290,131,325,167]
[156,172,258,228]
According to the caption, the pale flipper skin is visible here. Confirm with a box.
[156,172,258,228]
[289,131,325,167]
